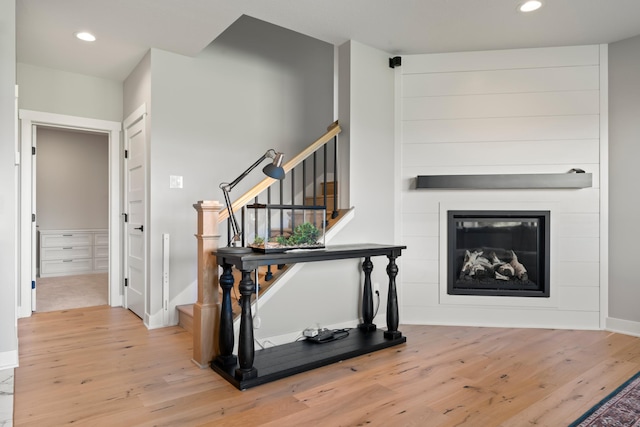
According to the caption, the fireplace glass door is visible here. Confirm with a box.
[448,210,550,297]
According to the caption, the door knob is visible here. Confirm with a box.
[134,225,144,232]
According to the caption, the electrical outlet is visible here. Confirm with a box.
[373,282,380,295]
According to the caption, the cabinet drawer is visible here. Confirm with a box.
[41,233,92,248]
[41,246,92,261]
[94,246,109,258]
[41,259,93,276]
[94,257,109,271]
[94,233,109,246]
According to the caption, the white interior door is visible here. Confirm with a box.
[124,116,146,319]
[30,125,37,311]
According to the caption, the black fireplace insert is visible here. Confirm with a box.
[448,210,550,297]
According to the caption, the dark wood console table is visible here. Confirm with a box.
[211,243,407,390]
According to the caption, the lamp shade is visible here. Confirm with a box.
[262,163,285,180]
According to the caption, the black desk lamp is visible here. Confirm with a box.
[218,148,285,253]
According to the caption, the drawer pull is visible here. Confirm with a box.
[63,260,73,263]
[62,247,73,250]
[62,234,73,237]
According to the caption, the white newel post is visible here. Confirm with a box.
[193,200,223,368]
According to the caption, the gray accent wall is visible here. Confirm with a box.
[0,0,17,366]
[609,34,640,324]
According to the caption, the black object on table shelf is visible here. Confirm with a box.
[211,243,407,390]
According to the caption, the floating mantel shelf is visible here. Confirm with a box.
[416,172,592,190]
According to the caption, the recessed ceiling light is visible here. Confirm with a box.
[74,31,96,42]
[518,0,543,12]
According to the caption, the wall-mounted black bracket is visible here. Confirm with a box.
[389,56,402,68]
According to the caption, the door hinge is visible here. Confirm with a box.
[122,213,128,223]
[32,213,36,222]
[124,278,128,287]
[124,149,128,159]
[32,146,36,155]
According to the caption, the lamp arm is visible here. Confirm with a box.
[222,149,277,192]
[218,148,281,246]
[222,186,241,243]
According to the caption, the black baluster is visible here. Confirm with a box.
[322,145,327,210]
[313,151,318,208]
[332,135,339,219]
[302,160,307,207]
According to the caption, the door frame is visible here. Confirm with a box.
[18,110,122,318]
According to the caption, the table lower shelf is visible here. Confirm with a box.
[211,328,406,390]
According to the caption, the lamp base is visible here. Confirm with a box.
[217,246,253,255]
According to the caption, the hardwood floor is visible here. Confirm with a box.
[14,306,640,426]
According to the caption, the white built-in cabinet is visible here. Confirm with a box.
[39,229,108,277]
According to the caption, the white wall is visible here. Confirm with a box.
[400,45,604,330]
[36,128,109,230]
[131,16,334,327]
[17,63,123,122]
[608,34,640,335]
[123,51,151,120]
[0,0,18,368]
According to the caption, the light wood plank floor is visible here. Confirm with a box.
[14,306,640,426]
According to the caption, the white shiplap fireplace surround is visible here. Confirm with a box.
[399,44,605,330]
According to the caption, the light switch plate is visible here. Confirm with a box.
[169,175,183,189]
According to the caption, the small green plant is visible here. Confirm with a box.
[252,221,323,251]
[288,222,321,246]
[267,222,321,247]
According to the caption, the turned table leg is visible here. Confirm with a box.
[358,257,376,332]
[214,263,237,367]
[384,255,402,339]
[235,270,257,380]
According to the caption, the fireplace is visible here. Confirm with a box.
[448,210,550,297]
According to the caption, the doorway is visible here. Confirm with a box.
[35,127,110,312]
[18,110,122,318]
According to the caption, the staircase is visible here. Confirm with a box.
[181,122,344,357]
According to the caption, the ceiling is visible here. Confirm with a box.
[16,0,640,82]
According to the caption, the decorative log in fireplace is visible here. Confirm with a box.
[448,210,550,297]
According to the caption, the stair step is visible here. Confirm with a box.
[320,181,337,196]
[176,304,194,333]
[304,194,335,207]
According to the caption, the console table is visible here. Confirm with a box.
[211,243,407,390]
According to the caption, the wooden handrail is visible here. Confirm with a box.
[218,121,341,223]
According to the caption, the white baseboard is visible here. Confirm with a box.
[0,350,18,370]
[606,317,640,337]
[145,310,166,330]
